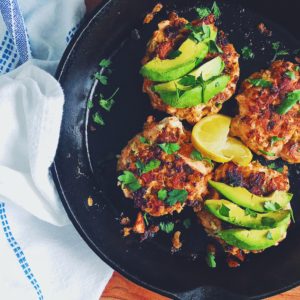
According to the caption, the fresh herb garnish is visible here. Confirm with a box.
[206,252,217,268]
[160,222,174,233]
[118,170,141,191]
[272,42,289,61]
[183,218,192,229]
[276,90,300,114]
[261,217,276,227]
[245,207,257,218]
[268,162,276,169]
[211,1,221,19]
[241,46,255,60]
[196,1,221,20]
[168,50,182,59]
[158,143,180,154]
[164,189,188,206]
[143,213,149,226]
[270,136,285,146]
[266,231,273,240]
[190,149,203,160]
[178,75,197,86]
[139,136,150,144]
[99,98,115,111]
[259,149,276,156]
[295,65,300,71]
[219,204,230,217]
[158,189,167,201]
[99,58,111,68]
[135,159,161,174]
[276,167,284,173]
[285,71,296,80]
[95,72,108,85]
[92,112,105,126]
[208,40,223,54]
[264,201,281,212]
[186,23,211,43]
[87,99,93,109]
[248,78,272,88]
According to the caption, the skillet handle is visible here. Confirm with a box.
[171,287,249,300]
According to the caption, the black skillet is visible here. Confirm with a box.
[52,1,300,299]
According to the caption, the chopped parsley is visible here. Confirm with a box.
[272,42,289,61]
[92,112,105,126]
[183,218,192,229]
[270,136,285,146]
[186,23,211,43]
[206,252,217,268]
[211,1,221,19]
[87,99,93,109]
[158,143,180,154]
[168,50,182,59]
[139,136,150,144]
[99,58,111,68]
[164,189,188,206]
[276,167,284,173]
[261,217,276,227]
[94,72,108,85]
[219,204,230,217]
[178,74,197,87]
[244,208,257,218]
[264,201,281,212]
[159,222,174,233]
[259,149,276,156]
[143,213,149,226]
[99,98,115,111]
[190,149,214,167]
[241,46,255,60]
[248,78,272,88]
[268,162,276,169]
[295,66,300,71]
[285,71,296,80]
[135,159,161,174]
[118,170,141,191]
[158,189,167,201]
[196,1,221,19]
[266,231,273,240]
[208,40,223,54]
[276,90,300,114]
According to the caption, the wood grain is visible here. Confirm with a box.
[83,0,300,299]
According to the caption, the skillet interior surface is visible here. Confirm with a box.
[53,0,300,299]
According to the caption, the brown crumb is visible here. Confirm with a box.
[123,227,132,237]
[172,231,182,250]
[257,22,272,36]
[295,57,300,63]
[207,244,216,255]
[226,255,241,268]
[143,3,163,24]
[120,216,130,226]
[133,212,146,234]
[150,225,160,233]
[87,196,93,207]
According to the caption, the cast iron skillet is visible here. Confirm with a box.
[52,1,300,299]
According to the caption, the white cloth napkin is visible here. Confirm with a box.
[0,0,113,299]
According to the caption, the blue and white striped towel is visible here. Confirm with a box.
[0,1,113,299]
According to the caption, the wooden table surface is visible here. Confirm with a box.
[83,0,300,299]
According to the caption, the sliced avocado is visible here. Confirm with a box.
[203,75,230,103]
[153,56,225,93]
[218,217,290,251]
[205,199,291,229]
[209,180,293,213]
[140,26,217,82]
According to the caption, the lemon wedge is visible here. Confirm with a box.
[191,114,233,163]
[191,114,252,165]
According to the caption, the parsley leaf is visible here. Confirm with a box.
[165,189,188,206]
[241,46,255,60]
[295,66,300,71]
[94,72,108,85]
[259,149,276,156]
[183,218,192,229]
[118,170,141,191]
[208,40,223,54]
[99,98,115,111]
[135,159,161,174]
[158,143,180,154]
[206,252,217,268]
[139,136,150,144]
[264,201,281,212]
[168,50,182,59]
[219,204,230,217]
[87,99,93,109]
[196,7,211,19]
[160,222,174,233]
[190,149,203,160]
[261,217,276,227]
[211,1,221,19]
[268,162,276,169]
[276,89,300,114]
[99,58,111,68]
[158,189,167,201]
[143,213,149,226]
[285,71,296,80]
[266,231,273,240]
[248,78,272,88]
[92,112,105,126]
[272,42,289,61]
[178,75,197,86]
[186,24,211,43]
[244,208,257,218]
[276,167,284,173]
[270,136,285,146]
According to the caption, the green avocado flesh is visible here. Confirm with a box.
[203,75,230,103]
[218,218,290,250]
[209,180,293,213]
[153,56,225,93]
[205,199,291,229]
[140,26,217,82]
